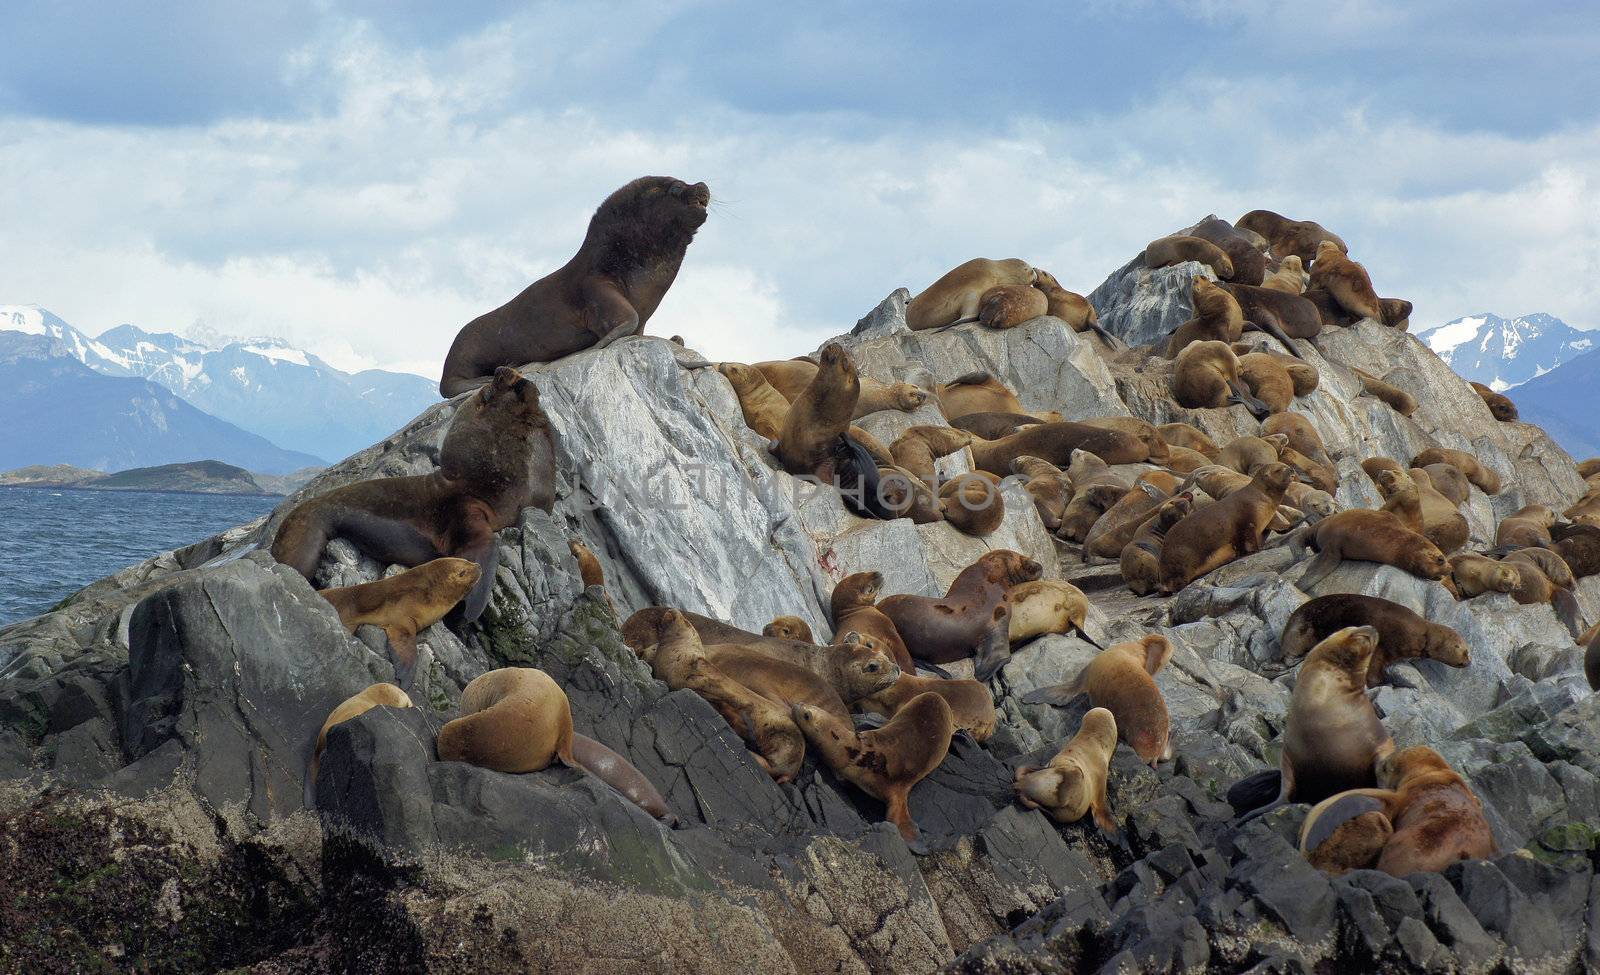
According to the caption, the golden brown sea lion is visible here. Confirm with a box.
[1237,352,1298,413]
[1300,746,1493,877]
[273,366,554,624]
[1080,417,1171,464]
[718,362,790,439]
[1261,413,1330,466]
[1309,240,1383,323]
[1503,546,1576,591]
[1260,255,1306,294]
[1156,423,1219,457]
[629,608,805,782]
[1235,209,1348,263]
[967,422,1150,474]
[1120,492,1197,596]
[1410,447,1501,495]
[1371,468,1467,554]
[857,672,997,742]
[1278,594,1469,685]
[1167,278,1246,357]
[1011,455,1070,531]
[1420,463,1470,506]
[907,258,1036,331]
[1143,235,1234,278]
[307,683,413,805]
[774,343,859,476]
[1014,707,1119,833]
[1162,445,1214,474]
[878,550,1042,679]
[1160,463,1295,592]
[436,667,675,822]
[831,571,915,674]
[1216,434,1289,476]
[763,616,814,642]
[1022,635,1174,766]
[1006,579,1091,644]
[935,372,1025,419]
[1031,269,1118,346]
[1447,553,1520,598]
[1297,507,1451,590]
[1496,504,1556,549]
[977,283,1048,329]
[889,425,975,481]
[1352,368,1418,416]
[939,471,1006,537]
[1084,472,1181,559]
[793,692,956,848]
[438,177,709,395]
[1172,340,1264,413]
[318,557,482,689]
[1469,382,1518,422]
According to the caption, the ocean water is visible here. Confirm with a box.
[0,488,278,626]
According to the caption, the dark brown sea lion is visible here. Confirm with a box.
[436,667,676,823]
[319,557,482,688]
[1014,707,1119,833]
[950,411,1046,440]
[1552,523,1600,579]
[1586,629,1599,691]
[793,692,955,849]
[1235,210,1348,263]
[1186,215,1267,286]
[1278,594,1469,684]
[1296,507,1452,591]
[1120,492,1196,596]
[967,422,1149,474]
[272,366,555,623]
[1221,281,1322,342]
[907,258,1036,331]
[439,177,709,396]
[1470,382,1518,422]
[978,284,1048,329]
[878,550,1042,679]
[1309,240,1383,324]
[1159,462,1295,593]
[1143,235,1234,278]
[1022,635,1174,766]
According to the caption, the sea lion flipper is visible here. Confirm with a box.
[1294,549,1342,592]
[1301,791,1394,858]
[918,662,957,680]
[1242,318,1305,360]
[946,370,994,387]
[383,627,419,691]
[1020,682,1087,708]
[973,605,1013,682]
[1553,588,1584,639]
[568,732,678,825]
[1089,324,1123,349]
[1091,790,1119,837]
[853,713,889,731]
[458,537,501,623]
[1226,768,1283,816]
[1072,624,1105,650]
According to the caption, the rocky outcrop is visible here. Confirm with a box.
[2,243,1599,972]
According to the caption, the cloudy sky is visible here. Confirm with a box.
[3,1,1598,378]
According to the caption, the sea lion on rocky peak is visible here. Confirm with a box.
[1171,341,1268,417]
[1142,235,1234,278]
[1470,382,1519,422]
[1235,210,1348,264]
[906,258,1037,331]
[306,683,414,807]
[439,176,709,396]
[1166,278,1246,357]
[977,284,1048,330]
[1030,269,1120,346]
[774,342,860,477]
[1185,215,1267,286]
[318,557,482,690]
[1308,240,1383,324]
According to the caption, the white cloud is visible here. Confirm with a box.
[2,23,1597,388]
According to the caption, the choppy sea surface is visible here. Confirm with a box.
[0,488,277,626]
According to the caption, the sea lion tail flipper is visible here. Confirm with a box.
[567,733,678,826]
[853,712,889,731]
[884,791,928,853]
[1072,624,1105,650]
[1226,768,1283,817]
[973,605,1013,682]
[383,627,419,692]
[946,370,994,387]
[1244,318,1305,360]
[1020,681,1087,708]
[918,662,957,680]
[1553,588,1584,639]
[1091,790,1119,837]
[1226,380,1271,420]
[1090,324,1123,349]
[457,536,502,623]
[1293,549,1341,592]
[1300,791,1394,858]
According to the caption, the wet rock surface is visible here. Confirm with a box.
[2,248,1598,972]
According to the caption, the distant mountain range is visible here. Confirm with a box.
[0,332,325,474]
[1508,348,1600,460]
[1417,312,1594,391]
[0,304,437,461]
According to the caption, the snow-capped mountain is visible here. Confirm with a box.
[1417,312,1594,391]
[0,305,437,461]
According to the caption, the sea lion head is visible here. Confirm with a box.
[832,571,883,610]
[1315,240,1342,264]
[763,616,814,642]
[986,550,1044,587]
[620,606,694,656]
[1281,255,1303,275]
[1424,623,1471,669]
[423,557,484,603]
[717,362,762,393]
[835,631,903,696]
[1254,462,1296,497]
[1375,745,1452,789]
[886,382,929,411]
[1489,563,1520,591]
[817,342,858,382]
[1080,706,1119,751]
[600,176,711,235]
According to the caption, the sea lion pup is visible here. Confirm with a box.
[318,557,482,689]
[439,176,708,395]
[1159,462,1295,593]
[1278,594,1470,684]
[878,550,1043,680]
[1186,215,1267,286]
[933,371,1027,419]
[1060,449,1132,540]
[1235,209,1349,263]
[1166,277,1246,356]
[793,692,955,848]
[1084,471,1181,559]
[1216,434,1289,476]
[1172,340,1267,414]
[774,342,860,476]
[1031,269,1120,346]
[1504,546,1576,591]
[857,671,997,742]
[831,572,915,674]
[1300,747,1494,878]
[1497,504,1556,549]
[967,421,1150,474]
[307,683,414,805]
[719,362,791,439]
[1121,492,1197,596]
[1220,282,1320,348]
[763,616,814,642]
[1296,505,1451,591]
[906,258,1037,331]
[939,472,1006,537]
[273,366,554,623]
[436,667,675,823]
[1014,708,1120,833]
[1157,422,1219,457]
[977,283,1048,330]
[1410,447,1501,496]
[1143,234,1235,278]
[1007,579,1092,645]
[629,608,805,782]
[1552,523,1600,579]
[567,537,617,616]
[1469,381,1519,422]
[1447,553,1520,598]
[889,425,975,481]
[1308,240,1383,323]
[1022,635,1174,766]
[1080,416,1172,464]
[1262,413,1330,466]
[1235,345,1320,396]
[1235,626,1394,822]
[1237,351,1298,413]
[1011,455,1070,531]
[1351,367,1419,416]
[1260,255,1307,294]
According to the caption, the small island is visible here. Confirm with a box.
[0,460,321,496]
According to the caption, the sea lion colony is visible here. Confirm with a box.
[273,185,1597,869]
